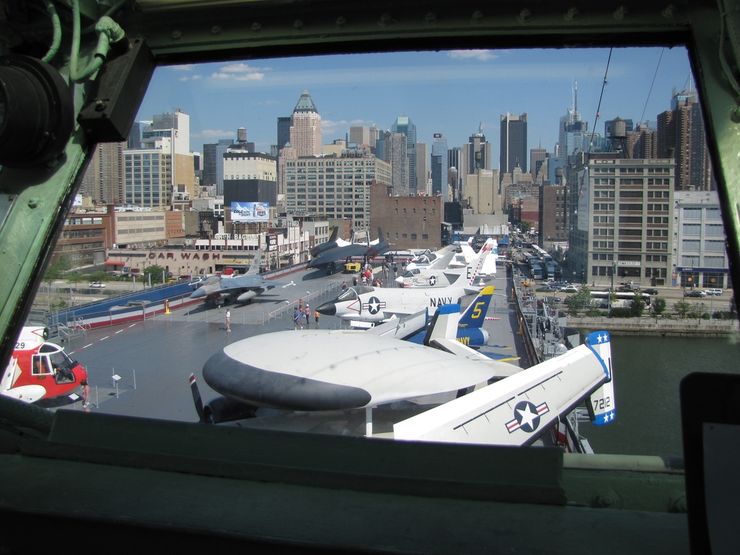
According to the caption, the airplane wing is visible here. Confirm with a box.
[393,331,614,446]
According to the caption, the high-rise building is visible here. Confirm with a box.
[626,123,657,159]
[289,90,322,157]
[448,147,463,202]
[349,126,370,147]
[466,126,492,174]
[431,133,449,200]
[124,138,173,208]
[529,147,547,182]
[500,113,527,175]
[570,157,675,287]
[377,130,409,195]
[415,143,428,195]
[277,116,291,150]
[202,138,234,195]
[138,110,196,203]
[391,116,417,195]
[284,150,391,230]
[657,89,713,191]
[79,141,125,205]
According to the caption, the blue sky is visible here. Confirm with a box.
[138,47,694,160]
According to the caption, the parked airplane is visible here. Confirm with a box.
[307,227,390,274]
[189,305,615,448]
[1,326,88,406]
[364,286,494,348]
[190,249,294,306]
[317,241,493,324]
[403,245,457,272]
[396,239,494,288]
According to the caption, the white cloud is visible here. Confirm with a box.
[179,74,203,82]
[448,50,497,61]
[170,64,196,71]
[211,62,266,81]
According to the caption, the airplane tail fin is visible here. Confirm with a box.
[246,249,262,276]
[189,373,205,422]
[459,286,494,329]
[423,303,461,346]
[328,226,339,243]
[584,330,617,426]
[465,238,494,285]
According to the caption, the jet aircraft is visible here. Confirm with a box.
[190,249,294,306]
[307,227,390,274]
[316,240,494,324]
[1,326,88,406]
[396,239,494,288]
[189,304,615,447]
[361,285,494,349]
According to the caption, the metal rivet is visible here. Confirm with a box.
[293,19,303,29]
[336,16,346,26]
[28,198,39,209]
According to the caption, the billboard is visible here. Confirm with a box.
[230,202,269,223]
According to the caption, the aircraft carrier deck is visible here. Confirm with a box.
[56,264,526,427]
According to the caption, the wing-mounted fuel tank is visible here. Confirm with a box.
[237,290,259,303]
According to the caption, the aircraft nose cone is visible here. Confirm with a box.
[316,301,336,316]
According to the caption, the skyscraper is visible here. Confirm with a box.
[391,116,417,195]
[431,133,449,200]
[466,126,492,174]
[289,90,322,157]
[529,147,547,182]
[276,116,291,151]
[657,89,713,191]
[378,130,409,196]
[500,113,527,175]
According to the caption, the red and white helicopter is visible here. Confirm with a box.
[1,326,88,406]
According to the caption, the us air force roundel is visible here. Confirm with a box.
[363,296,386,315]
[505,400,550,434]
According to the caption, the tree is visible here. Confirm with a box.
[652,298,667,317]
[143,265,167,285]
[674,300,691,319]
[44,255,71,281]
[630,295,646,317]
[566,284,591,316]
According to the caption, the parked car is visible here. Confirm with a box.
[705,288,723,296]
[561,285,579,293]
[643,288,659,295]
[684,289,706,297]
[89,281,105,288]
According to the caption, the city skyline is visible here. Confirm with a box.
[137,47,695,162]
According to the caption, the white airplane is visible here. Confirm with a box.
[189,303,616,447]
[396,238,495,288]
[403,245,457,272]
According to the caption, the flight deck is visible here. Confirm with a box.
[56,264,523,431]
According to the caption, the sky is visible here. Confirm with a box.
[137,46,695,162]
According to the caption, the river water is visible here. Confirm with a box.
[579,334,740,457]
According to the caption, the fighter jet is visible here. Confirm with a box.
[307,227,390,274]
[190,249,294,306]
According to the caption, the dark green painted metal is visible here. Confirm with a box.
[0,1,737,550]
